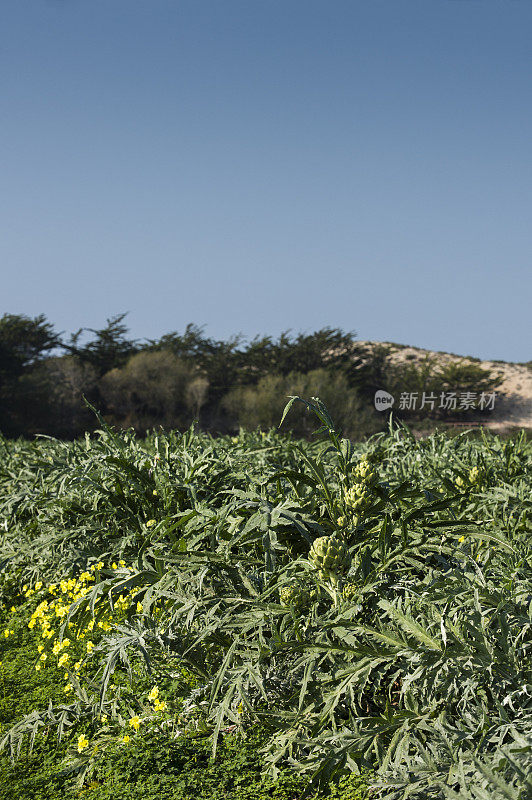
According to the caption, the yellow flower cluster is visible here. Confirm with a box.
[25,562,142,686]
[17,561,172,752]
[129,714,141,731]
[147,685,167,713]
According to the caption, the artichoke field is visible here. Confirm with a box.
[0,398,531,799]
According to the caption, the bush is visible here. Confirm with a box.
[100,350,208,433]
[222,369,380,439]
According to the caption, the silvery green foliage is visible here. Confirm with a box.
[0,403,530,799]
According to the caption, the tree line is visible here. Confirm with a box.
[0,313,501,440]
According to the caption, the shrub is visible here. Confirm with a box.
[222,369,380,439]
[100,350,208,433]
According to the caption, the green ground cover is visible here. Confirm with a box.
[0,399,530,799]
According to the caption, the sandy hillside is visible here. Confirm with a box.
[357,341,532,431]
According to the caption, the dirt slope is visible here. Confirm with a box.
[357,341,532,432]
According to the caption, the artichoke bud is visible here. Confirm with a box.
[309,536,351,579]
[344,484,371,513]
[342,582,358,601]
[352,458,377,486]
[468,466,484,485]
[279,584,311,612]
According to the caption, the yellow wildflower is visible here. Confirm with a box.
[128,715,141,731]
[77,734,89,753]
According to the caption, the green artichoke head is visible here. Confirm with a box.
[279,584,311,612]
[309,536,351,580]
[342,581,358,601]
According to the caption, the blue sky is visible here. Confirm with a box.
[2,0,531,361]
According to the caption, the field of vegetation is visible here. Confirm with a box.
[0,398,531,799]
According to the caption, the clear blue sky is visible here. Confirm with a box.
[2,1,531,361]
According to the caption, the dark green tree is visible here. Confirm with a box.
[0,313,60,436]
[0,313,59,377]
[67,313,138,376]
